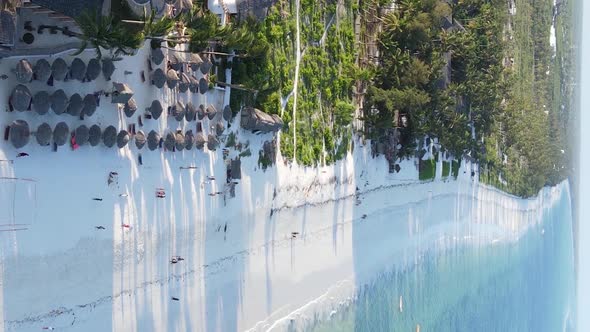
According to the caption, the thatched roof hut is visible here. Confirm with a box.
[33,59,51,83]
[15,59,33,83]
[166,69,179,89]
[199,77,208,94]
[102,125,117,147]
[75,125,90,146]
[148,100,163,119]
[197,104,206,120]
[184,130,195,150]
[223,105,232,121]
[189,53,202,71]
[151,68,166,88]
[10,84,31,112]
[200,57,212,75]
[117,130,130,148]
[51,58,68,81]
[215,121,225,136]
[164,132,175,151]
[207,134,219,150]
[82,94,97,116]
[36,122,52,146]
[67,93,83,116]
[53,122,69,146]
[151,47,164,65]
[10,120,30,148]
[169,53,182,71]
[195,132,206,149]
[135,130,146,149]
[51,89,68,114]
[171,101,185,121]
[88,124,102,146]
[102,58,115,81]
[206,104,217,120]
[32,91,50,115]
[188,75,199,93]
[86,58,101,81]
[175,131,185,151]
[111,82,133,104]
[240,107,284,133]
[178,73,190,93]
[69,57,86,81]
[147,130,160,150]
[185,102,196,122]
[124,98,137,117]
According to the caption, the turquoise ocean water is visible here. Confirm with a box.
[311,189,576,332]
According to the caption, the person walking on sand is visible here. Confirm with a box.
[92,198,103,201]
[16,152,29,158]
[95,226,106,230]
[119,193,128,197]
[122,224,132,229]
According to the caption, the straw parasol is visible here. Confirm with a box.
[51,58,68,81]
[102,58,115,81]
[117,130,130,148]
[88,124,102,146]
[188,75,199,93]
[75,125,90,146]
[215,121,225,136]
[111,82,133,104]
[151,47,164,65]
[67,93,83,116]
[147,130,160,150]
[86,58,101,81]
[206,104,217,120]
[15,59,33,83]
[53,122,69,146]
[151,68,166,88]
[149,100,163,119]
[9,120,30,148]
[199,77,208,94]
[10,84,31,112]
[36,122,52,146]
[164,132,175,151]
[166,69,179,89]
[185,102,196,121]
[33,59,51,83]
[171,101,185,121]
[124,98,137,117]
[207,134,219,150]
[102,125,117,147]
[51,89,67,114]
[135,130,146,149]
[178,73,190,93]
[200,57,212,75]
[195,132,206,149]
[184,130,195,150]
[169,53,182,71]
[223,105,232,121]
[82,94,97,116]
[197,104,206,120]
[189,53,202,71]
[175,131,185,151]
[32,90,50,115]
[69,57,86,81]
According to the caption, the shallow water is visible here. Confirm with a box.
[311,188,576,332]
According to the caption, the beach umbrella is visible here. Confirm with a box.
[53,122,69,146]
[223,105,232,121]
[51,58,67,81]
[33,59,51,83]
[82,94,97,116]
[36,122,52,146]
[188,75,199,93]
[175,131,185,151]
[51,89,67,114]
[9,120,30,148]
[151,68,166,88]
[111,82,133,104]
[14,59,33,83]
[195,132,206,149]
[102,58,115,81]
[199,77,208,94]
[166,69,179,89]
[69,57,86,81]
[117,130,130,148]
[197,104,206,120]
[67,93,83,116]
[184,130,195,150]
[75,125,90,146]
[215,121,225,136]
[147,130,160,151]
[206,104,217,120]
[171,101,185,121]
[86,58,101,81]
[200,57,212,75]
[124,98,137,117]
[178,73,190,93]
[185,102,196,121]
[134,130,146,149]
[189,53,202,71]
[10,84,31,112]
[32,90,50,115]
[164,132,175,151]
[169,53,182,71]
[102,125,117,147]
[207,134,219,151]
[88,124,101,146]
[148,100,163,119]
[151,47,164,65]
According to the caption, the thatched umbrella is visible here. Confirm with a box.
[188,75,199,93]
[207,134,219,150]
[134,130,146,149]
[197,104,206,120]
[10,84,31,112]
[53,122,69,146]
[147,130,160,151]
[215,121,225,136]
[69,57,86,81]
[82,94,97,116]
[88,124,102,146]
[199,77,208,94]
[151,68,166,88]
[195,132,206,149]
[166,69,179,89]
[102,125,117,147]
[223,105,232,121]
[67,93,83,116]
[151,47,164,65]
[148,100,163,119]
[86,58,101,81]
[175,131,185,151]
[200,57,212,75]
[102,58,115,81]
[117,130,130,148]
[15,59,33,83]
[32,90,50,115]
[189,53,202,71]
[169,53,182,71]
[124,98,137,117]
[184,130,195,150]
[171,101,185,121]
[111,82,133,104]
[164,132,175,151]
[36,122,52,146]
[51,58,68,81]
[185,102,196,122]
[207,104,217,120]
[51,89,67,114]
[178,73,190,93]
[75,125,90,146]
[9,120,30,148]
[33,59,51,83]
